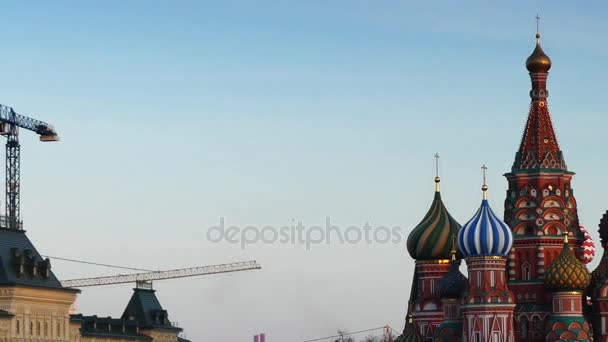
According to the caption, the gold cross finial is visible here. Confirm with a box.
[434,153,441,192]
[535,14,542,42]
[481,164,488,199]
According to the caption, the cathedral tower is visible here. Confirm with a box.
[503,30,584,341]
[459,170,515,342]
[406,158,461,339]
[544,234,592,341]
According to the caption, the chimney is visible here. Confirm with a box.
[254,335,259,342]
[260,333,266,342]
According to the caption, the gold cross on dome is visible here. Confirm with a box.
[434,153,440,178]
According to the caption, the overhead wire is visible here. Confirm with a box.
[41,255,156,272]
[302,326,388,342]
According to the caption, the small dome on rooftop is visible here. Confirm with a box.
[526,33,552,73]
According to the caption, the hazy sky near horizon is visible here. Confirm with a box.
[1,1,607,341]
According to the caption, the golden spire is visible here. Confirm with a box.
[481,164,488,200]
[450,233,457,261]
[434,153,441,192]
[536,14,541,42]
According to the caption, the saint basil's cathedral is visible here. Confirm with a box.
[396,30,608,342]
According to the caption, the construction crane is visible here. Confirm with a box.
[60,260,261,288]
[0,104,59,229]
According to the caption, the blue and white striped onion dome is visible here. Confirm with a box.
[458,198,513,257]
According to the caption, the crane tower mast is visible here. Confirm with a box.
[0,104,58,229]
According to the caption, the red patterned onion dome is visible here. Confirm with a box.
[590,211,608,292]
[406,177,461,260]
[526,33,552,73]
[579,224,595,264]
[395,317,424,342]
[545,235,591,292]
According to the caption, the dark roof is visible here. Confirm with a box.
[122,288,182,331]
[71,315,151,341]
[178,337,192,342]
[0,228,77,291]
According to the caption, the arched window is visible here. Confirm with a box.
[521,316,529,338]
[522,262,531,280]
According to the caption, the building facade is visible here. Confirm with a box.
[397,31,604,342]
[0,227,189,342]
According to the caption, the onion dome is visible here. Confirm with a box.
[458,178,513,257]
[439,259,467,298]
[579,224,595,264]
[545,234,591,292]
[407,177,462,260]
[395,317,424,342]
[526,33,552,73]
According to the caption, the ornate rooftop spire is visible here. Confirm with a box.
[511,25,566,172]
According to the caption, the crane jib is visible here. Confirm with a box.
[60,260,262,288]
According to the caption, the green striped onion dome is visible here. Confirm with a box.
[545,236,591,292]
[407,183,461,260]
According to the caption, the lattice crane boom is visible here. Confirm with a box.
[60,260,261,288]
[0,104,58,138]
[0,103,59,229]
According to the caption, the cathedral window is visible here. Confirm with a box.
[490,271,495,287]
[37,322,40,335]
[522,262,531,280]
[16,320,20,334]
[477,271,481,288]
[521,316,528,338]
[30,321,33,335]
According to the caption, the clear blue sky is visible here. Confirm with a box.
[0,1,607,341]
